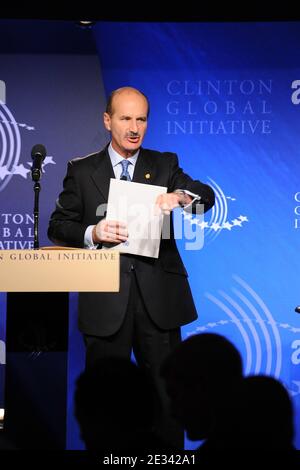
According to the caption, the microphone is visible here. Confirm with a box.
[295,306,300,314]
[31,144,46,182]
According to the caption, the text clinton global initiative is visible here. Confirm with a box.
[0,252,116,262]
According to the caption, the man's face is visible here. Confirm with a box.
[103,91,148,157]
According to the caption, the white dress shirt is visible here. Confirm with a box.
[84,144,200,248]
[84,143,139,248]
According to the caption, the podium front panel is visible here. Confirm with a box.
[0,249,120,292]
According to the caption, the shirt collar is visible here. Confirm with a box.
[108,142,140,168]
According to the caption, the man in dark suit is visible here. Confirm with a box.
[48,86,215,447]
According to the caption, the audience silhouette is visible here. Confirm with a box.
[200,374,296,451]
[160,332,243,443]
[74,356,172,452]
[73,332,298,455]
[160,332,297,455]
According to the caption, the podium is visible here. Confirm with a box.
[0,249,119,449]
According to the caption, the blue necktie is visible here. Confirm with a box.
[120,159,132,181]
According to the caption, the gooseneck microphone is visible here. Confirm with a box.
[31,144,46,182]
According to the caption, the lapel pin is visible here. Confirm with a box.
[145,173,151,180]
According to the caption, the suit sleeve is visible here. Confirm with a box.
[167,153,215,214]
[48,161,88,247]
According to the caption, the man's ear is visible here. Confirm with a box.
[103,112,111,131]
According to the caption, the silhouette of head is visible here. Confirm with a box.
[74,357,156,451]
[219,375,295,449]
[160,333,243,440]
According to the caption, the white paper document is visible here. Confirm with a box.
[105,178,167,258]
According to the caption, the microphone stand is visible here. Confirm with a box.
[33,176,41,250]
[30,144,46,250]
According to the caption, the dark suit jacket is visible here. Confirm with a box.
[48,146,215,336]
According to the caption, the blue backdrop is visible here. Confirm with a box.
[0,21,108,447]
[93,21,300,449]
[0,20,300,450]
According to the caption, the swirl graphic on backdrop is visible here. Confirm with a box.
[206,177,229,244]
[0,102,21,192]
[0,82,56,192]
[181,177,248,245]
[0,101,56,192]
[186,276,283,378]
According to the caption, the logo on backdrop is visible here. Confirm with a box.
[294,192,300,228]
[166,78,273,135]
[0,80,55,193]
[186,275,300,396]
[182,178,248,245]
